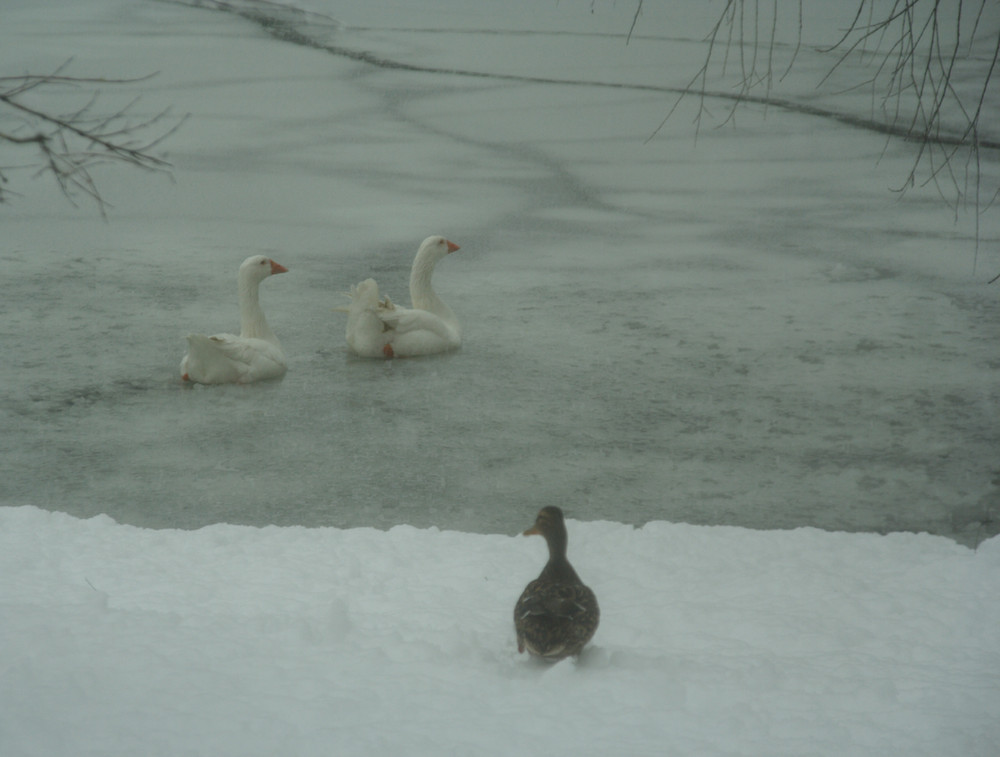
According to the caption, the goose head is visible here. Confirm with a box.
[240,255,289,284]
[415,236,460,266]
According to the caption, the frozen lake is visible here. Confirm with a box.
[2,0,998,545]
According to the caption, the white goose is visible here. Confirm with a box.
[181,255,289,384]
[344,236,462,358]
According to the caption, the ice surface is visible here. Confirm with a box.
[1,506,998,757]
[1,1,998,544]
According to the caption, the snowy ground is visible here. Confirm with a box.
[1,1,999,752]
[2,505,998,757]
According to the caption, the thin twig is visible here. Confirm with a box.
[0,60,186,216]
[626,0,643,45]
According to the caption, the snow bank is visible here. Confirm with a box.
[2,506,997,756]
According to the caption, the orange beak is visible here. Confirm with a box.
[446,240,460,253]
[522,525,540,536]
[270,260,289,275]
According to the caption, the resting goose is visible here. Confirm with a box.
[180,255,288,384]
[343,236,461,358]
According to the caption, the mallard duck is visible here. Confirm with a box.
[514,506,600,661]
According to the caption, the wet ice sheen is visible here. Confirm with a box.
[0,0,997,545]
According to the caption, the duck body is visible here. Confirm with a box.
[344,236,461,358]
[181,255,288,385]
[514,506,600,661]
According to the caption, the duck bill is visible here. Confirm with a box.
[270,260,289,275]
[522,525,541,536]
[446,240,460,253]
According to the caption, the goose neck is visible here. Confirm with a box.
[409,254,453,322]
[238,277,275,341]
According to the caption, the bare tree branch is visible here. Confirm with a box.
[651,0,999,277]
[0,60,187,217]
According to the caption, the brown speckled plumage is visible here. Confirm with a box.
[514,506,599,660]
